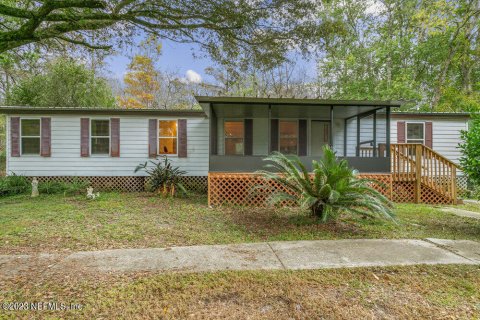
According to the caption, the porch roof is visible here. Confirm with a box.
[195,96,402,119]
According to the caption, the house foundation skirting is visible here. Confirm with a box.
[29,176,208,193]
[207,172,457,207]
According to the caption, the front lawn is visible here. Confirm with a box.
[2,265,479,319]
[1,192,479,254]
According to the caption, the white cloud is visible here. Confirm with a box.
[365,0,385,15]
[185,69,202,83]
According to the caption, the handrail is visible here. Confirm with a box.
[390,143,457,204]
[392,143,459,168]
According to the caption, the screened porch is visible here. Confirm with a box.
[196,97,402,173]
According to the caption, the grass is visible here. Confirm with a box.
[0,192,479,254]
[1,264,479,319]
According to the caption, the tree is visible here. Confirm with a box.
[118,55,160,108]
[204,61,313,98]
[256,146,394,222]
[0,0,329,69]
[6,58,116,108]
[459,116,480,185]
[315,0,480,111]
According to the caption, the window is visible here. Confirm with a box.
[91,119,110,155]
[406,122,424,144]
[279,120,298,154]
[159,120,177,155]
[21,119,40,155]
[224,120,244,155]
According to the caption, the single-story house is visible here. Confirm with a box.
[0,97,470,204]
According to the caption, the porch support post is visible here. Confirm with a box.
[210,103,217,156]
[268,104,271,154]
[373,111,377,157]
[329,106,334,148]
[356,115,360,157]
[386,106,391,157]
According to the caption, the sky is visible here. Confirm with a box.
[103,39,317,85]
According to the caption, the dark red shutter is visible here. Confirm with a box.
[298,119,307,156]
[40,117,51,157]
[270,119,279,152]
[80,118,90,157]
[178,119,187,158]
[425,122,433,148]
[110,118,120,157]
[148,119,157,158]
[10,117,20,157]
[397,121,406,143]
[244,119,253,156]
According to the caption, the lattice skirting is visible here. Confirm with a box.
[208,173,458,206]
[33,176,146,192]
[179,176,208,193]
[27,176,208,193]
[391,181,416,203]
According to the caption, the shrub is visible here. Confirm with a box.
[38,180,66,194]
[135,156,187,196]
[0,174,30,196]
[256,146,395,222]
[38,179,90,196]
[62,179,90,196]
[459,116,480,187]
[0,150,5,174]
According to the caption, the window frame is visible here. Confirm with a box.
[158,119,178,156]
[20,117,41,156]
[223,119,245,156]
[406,121,425,145]
[278,119,299,155]
[90,118,111,156]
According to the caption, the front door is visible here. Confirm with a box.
[310,121,330,156]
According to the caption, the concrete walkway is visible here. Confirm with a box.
[1,239,479,278]
[441,207,480,220]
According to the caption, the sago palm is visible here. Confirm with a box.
[256,146,395,222]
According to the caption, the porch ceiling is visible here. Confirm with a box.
[196,96,400,119]
[204,103,388,119]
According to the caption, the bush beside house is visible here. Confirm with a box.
[459,116,480,199]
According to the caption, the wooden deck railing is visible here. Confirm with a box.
[391,143,458,203]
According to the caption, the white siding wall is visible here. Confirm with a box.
[391,116,468,165]
[6,114,209,176]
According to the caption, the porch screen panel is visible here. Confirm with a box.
[279,120,298,155]
[345,117,358,157]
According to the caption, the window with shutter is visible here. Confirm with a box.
[91,119,110,155]
[158,120,177,155]
[406,122,425,144]
[224,120,244,155]
[20,119,41,155]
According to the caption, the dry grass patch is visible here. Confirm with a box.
[1,265,479,319]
